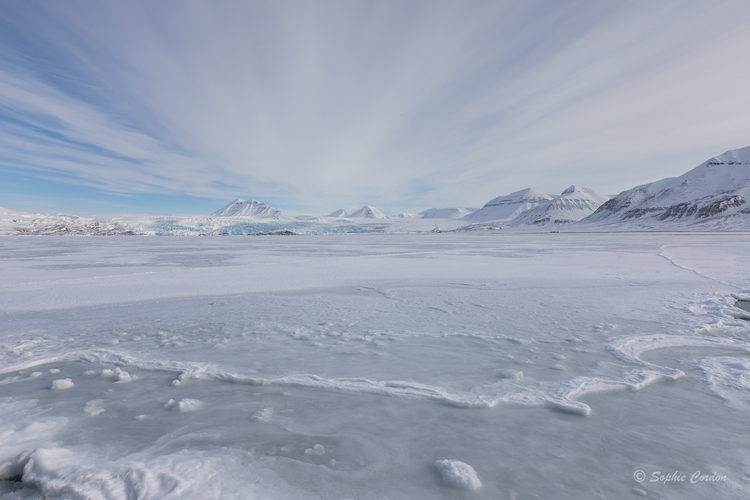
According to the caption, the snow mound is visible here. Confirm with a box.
[50,379,74,390]
[328,206,387,219]
[175,399,204,412]
[463,188,553,222]
[434,459,481,491]
[304,444,325,456]
[509,186,610,226]
[212,199,281,218]
[584,145,750,226]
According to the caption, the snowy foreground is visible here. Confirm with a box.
[1,233,750,499]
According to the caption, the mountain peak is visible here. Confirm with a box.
[349,206,387,219]
[484,188,551,206]
[213,199,281,218]
[328,206,387,219]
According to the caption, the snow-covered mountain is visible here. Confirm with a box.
[327,209,349,217]
[328,206,387,219]
[509,186,610,226]
[213,199,281,218]
[583,146,750,226]
[419,207,478,219]
[462,188,553,222]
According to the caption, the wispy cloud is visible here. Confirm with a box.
[2,0,750,213]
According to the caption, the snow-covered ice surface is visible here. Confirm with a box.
[1,233,750,499]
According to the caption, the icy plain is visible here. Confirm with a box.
[1,233,750,499]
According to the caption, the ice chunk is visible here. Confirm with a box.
[50,379,74,390]
[497,369,523,380]
[113,368,135,383]
[48,369,60,375]
[83,400,105,417]
[0,450,32,481]
[434,459,481,491]
[175,399,204,412]
[250,408,273,422]
[304,444,325,456]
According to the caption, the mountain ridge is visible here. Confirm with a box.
[462,188,553,222]
[509,186,610,226]
[583,145,750,225]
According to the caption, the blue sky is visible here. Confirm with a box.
[1,1,750,215]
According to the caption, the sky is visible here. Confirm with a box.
[1,1,750,215]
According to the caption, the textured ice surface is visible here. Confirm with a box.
[1,233,750,499]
